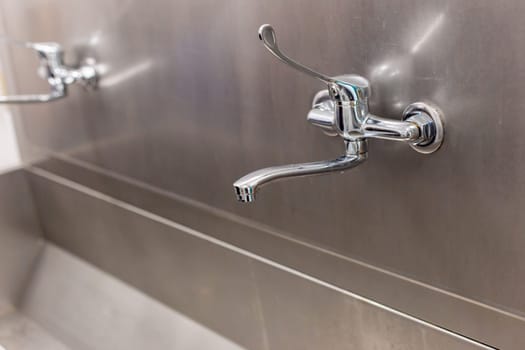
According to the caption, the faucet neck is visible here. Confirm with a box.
[345,139,368,156]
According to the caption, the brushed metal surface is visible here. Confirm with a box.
[250,262,489,350]
[20,244,245,350]
[31,158,525,349]
[0,312,70,350]
[2,0,524,346]
[0,242,246,350]
[26,169,492,350]
[0,170,43,312]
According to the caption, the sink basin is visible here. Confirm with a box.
[0,170,244,350]
[0,243,244,350]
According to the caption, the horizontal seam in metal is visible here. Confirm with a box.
[27,165,495,349]
[37,154,525,324]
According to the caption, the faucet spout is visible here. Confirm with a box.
[234,140,367,202]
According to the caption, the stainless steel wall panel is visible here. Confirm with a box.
[2,0,524,346]
[30,157,525,349]
[0,170,43,312]
[27,169,273,350]
[27,168,492,350]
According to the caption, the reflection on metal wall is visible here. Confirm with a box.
[1,0,525,348]
[0,170,43,310]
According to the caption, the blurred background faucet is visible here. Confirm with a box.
[234,24,444,202]
[0,41,98,103]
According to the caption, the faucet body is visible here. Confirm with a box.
[233,25,444,202]
[310,75,423,143]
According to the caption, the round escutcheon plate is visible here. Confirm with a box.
[402,102,444,154]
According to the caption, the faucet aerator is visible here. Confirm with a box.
[235,186,256,203]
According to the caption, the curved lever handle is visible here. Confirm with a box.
[259,24,335,84]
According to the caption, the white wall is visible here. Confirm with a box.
[0,12,21,173]
[0,104,20,172]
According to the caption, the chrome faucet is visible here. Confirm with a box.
[0,41,98,103]
[234,24,444,202]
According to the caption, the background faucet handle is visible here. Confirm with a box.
[26,42,66,81]
[0,38,64,77]
[258,24,335,85]
[27,42,64,67]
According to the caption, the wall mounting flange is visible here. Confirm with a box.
[402,102,444,154]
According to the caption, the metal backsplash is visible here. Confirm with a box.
[2,0,525,344]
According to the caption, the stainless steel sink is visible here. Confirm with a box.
[0,169,244,350]
[0,243,245,350]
